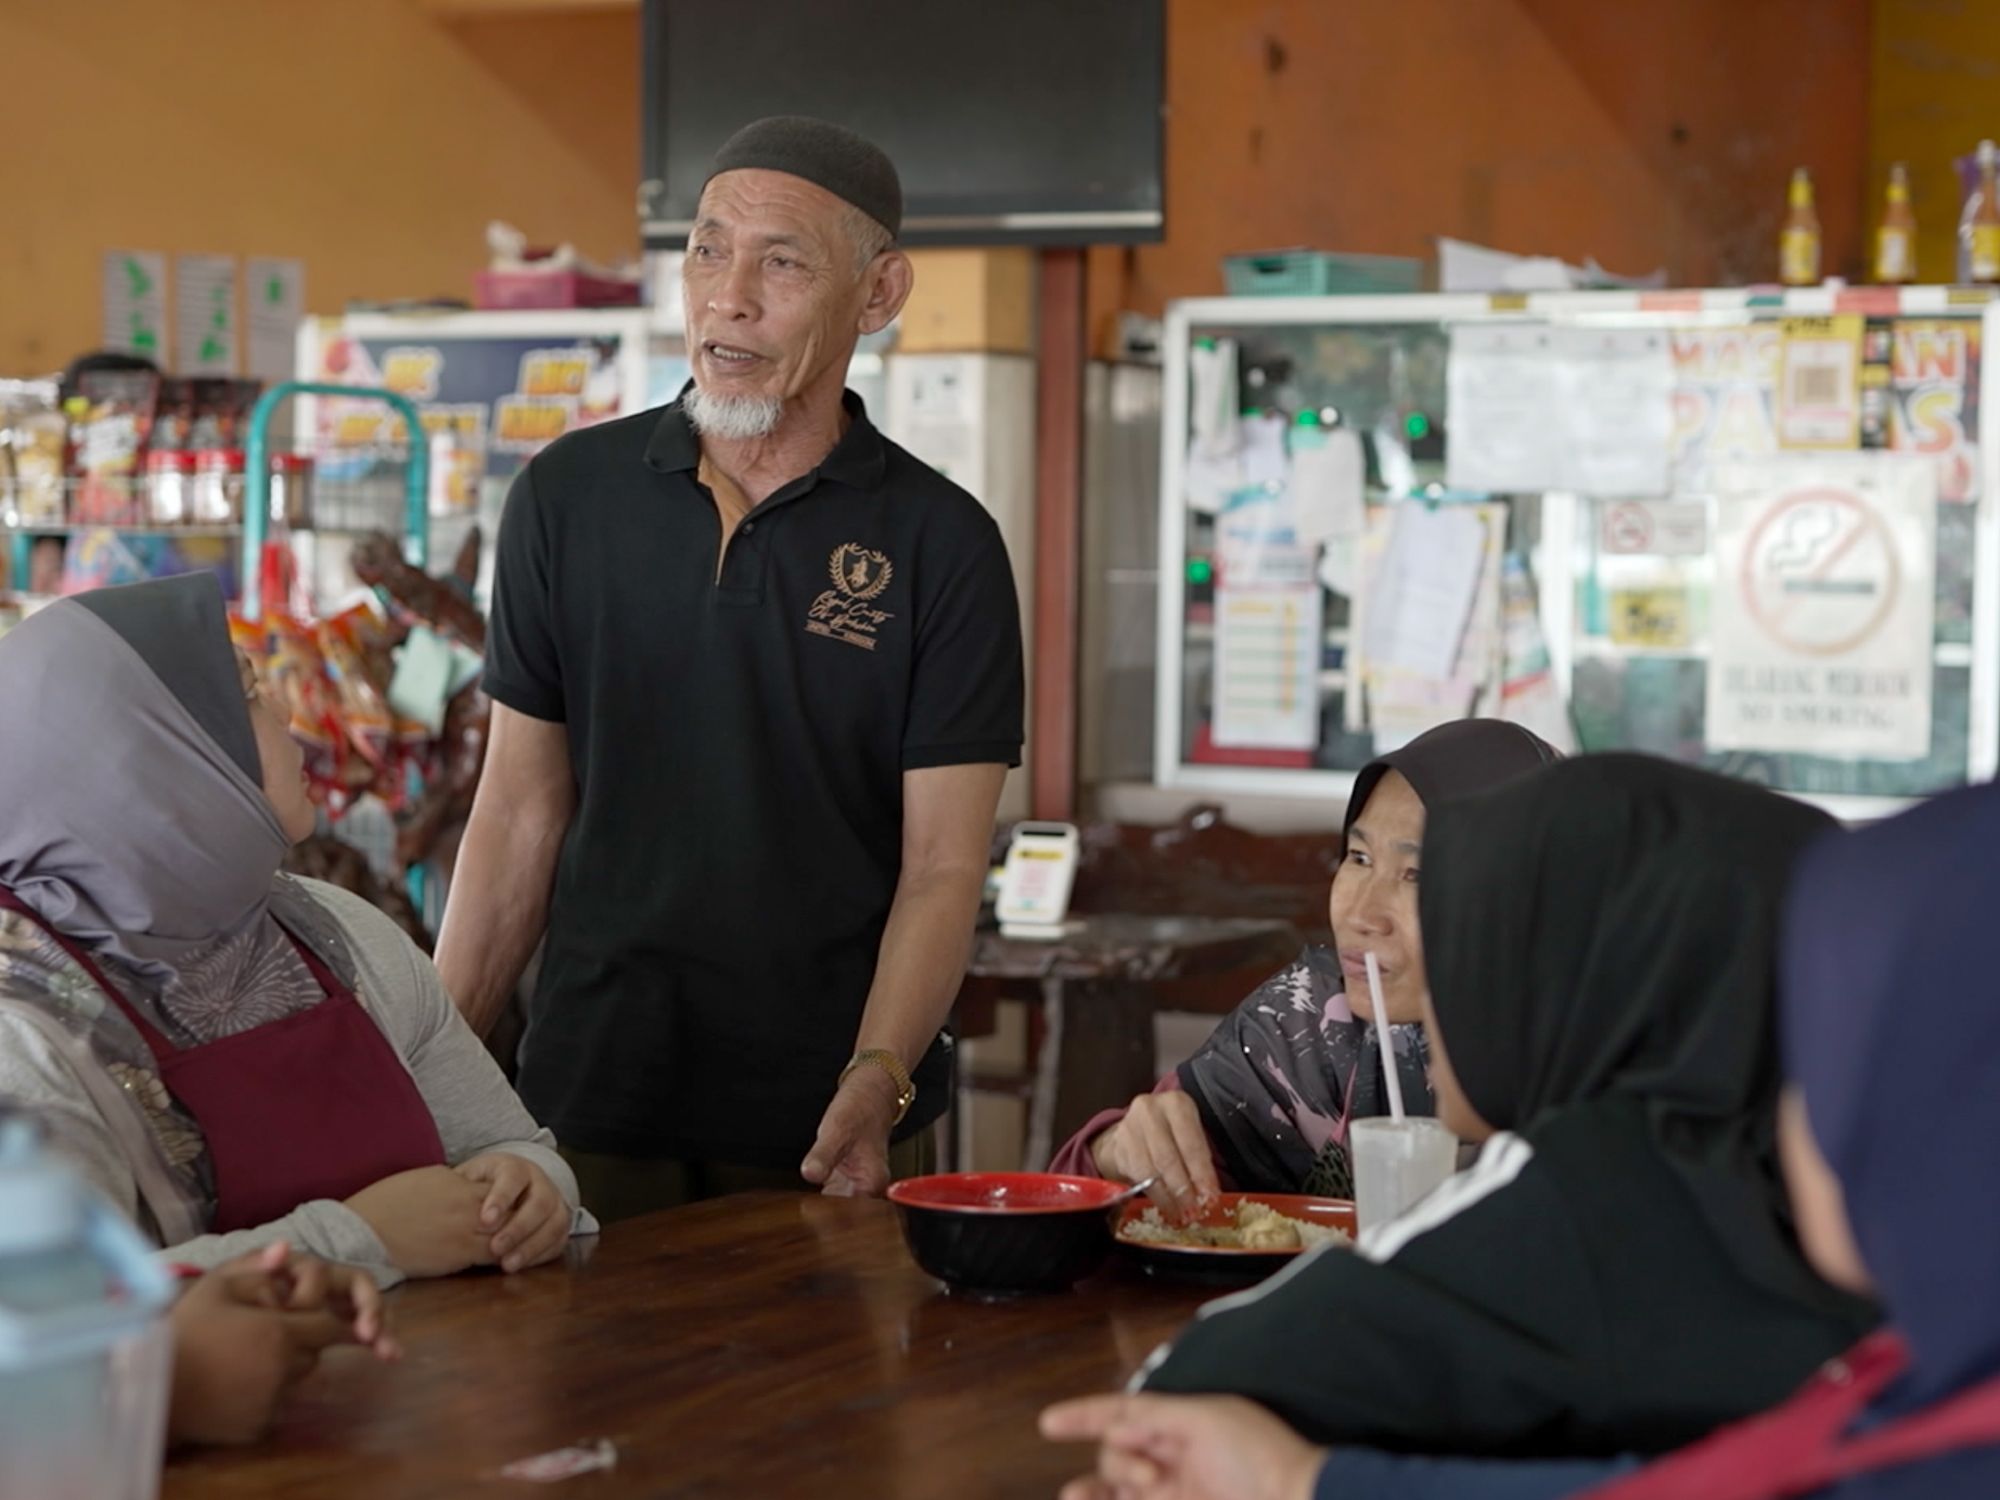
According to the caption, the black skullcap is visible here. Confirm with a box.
[704,116,902,239]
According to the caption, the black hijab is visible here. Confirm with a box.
[1344,718,1560,847]
[1420,753,1838,1305]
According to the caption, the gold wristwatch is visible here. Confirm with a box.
[839,1049,915,1125]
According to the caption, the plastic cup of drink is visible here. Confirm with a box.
[1350,1117,1459,1235]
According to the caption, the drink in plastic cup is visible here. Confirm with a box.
[1350,1117,1458,1234]
[0,1120,174,1500]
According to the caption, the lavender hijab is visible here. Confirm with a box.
[1176,719,1559,1198]
[0,575,285,975]
[0,576,350,1211]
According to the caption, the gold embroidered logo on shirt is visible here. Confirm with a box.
[807,544,896,651]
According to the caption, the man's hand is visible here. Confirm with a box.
[1039,1393,1326,1500]
[455,1152,570,1272]
[800,1064,900,1197]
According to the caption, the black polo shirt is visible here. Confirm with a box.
[484,391,1023,1167]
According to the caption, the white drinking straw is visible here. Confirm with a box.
[1364,951,1407,1121]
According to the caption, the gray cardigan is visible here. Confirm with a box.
[0,879,591,1285]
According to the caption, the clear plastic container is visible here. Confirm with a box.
[0,1118,174,1500]
[190,448,246,525]
[267,453,315,530]
[1350,1117,1459,1235]
[145,451,195,527]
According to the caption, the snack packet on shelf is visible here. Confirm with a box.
[0,379,66,527]
[150,377,196,452]
[187,378,261,451]
[317,605,400,783]
[230,609,345,801]
[72,370,159,525]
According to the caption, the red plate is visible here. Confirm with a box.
[1114,1192,1356,1281]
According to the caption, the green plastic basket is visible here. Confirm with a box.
[1222,249,1426,298]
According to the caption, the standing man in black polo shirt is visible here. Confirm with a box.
[435,118,1023,1221]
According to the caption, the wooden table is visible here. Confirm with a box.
[164,1194,1210,1499]
[962,914,1300,1167]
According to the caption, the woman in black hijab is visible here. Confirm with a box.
[1117,755,1878,1462]
[1052,719,1558,1213]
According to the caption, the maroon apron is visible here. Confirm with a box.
[1587,1331,2000,1500]
[0,886,446,1232]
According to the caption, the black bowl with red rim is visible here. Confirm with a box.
[886,1172,1123,1295]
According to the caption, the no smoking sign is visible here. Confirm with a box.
[1707,458,1936,762]
[1739,488,1900,657]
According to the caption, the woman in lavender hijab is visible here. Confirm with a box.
[0,575,591,1286]
[1050,720,1558,1216]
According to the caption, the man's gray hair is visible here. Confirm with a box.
[842,204,894,276]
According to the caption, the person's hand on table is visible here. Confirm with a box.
[1090,1092,1219,1220]
[801,1064,898,1197]
[455,1151,570,1272]
[169,1241,398,1448]
[345,1164,498,1277]
[1040,1393,1326,1500]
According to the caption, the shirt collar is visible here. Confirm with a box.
[643,387,887,491]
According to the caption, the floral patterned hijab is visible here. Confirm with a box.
[1176,719,1559,1196]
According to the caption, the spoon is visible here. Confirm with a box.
[1103,1175,1158,1209]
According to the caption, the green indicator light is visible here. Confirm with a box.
[1187,556,1214,586]
[1405,411,1432,441]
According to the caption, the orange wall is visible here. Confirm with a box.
[0,0,1888,375]
[1868,0,2000,284]
[1089,0,1872,337]
[0,0,638,375]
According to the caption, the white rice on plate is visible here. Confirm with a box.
[1119,1198,1352,1252]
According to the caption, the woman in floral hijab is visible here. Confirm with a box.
[1050,719,1557,1212]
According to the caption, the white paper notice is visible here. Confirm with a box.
[1777,316,1863,450]
[1598,498,1710,556]
[1552,326,1673,496]
[1240,411,1290,490]
[102,251,167,362]
[1220,541,1317,589]
[1362,503,1488,679]
[1186,431,1243,516]
[1367,504,1505,741]
[1189,337,1240,456]
[1706,455,1936,760]
[246,257,305,384]
[1213,584,1324,749]
[1447,324,1561,493]
[1217,480,1299,558]
[1318,533,1361,600]
[1291,427,1366,546]
[176,254,239,375]
[1499,552,1578,752]
[1671,325,1783,494]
